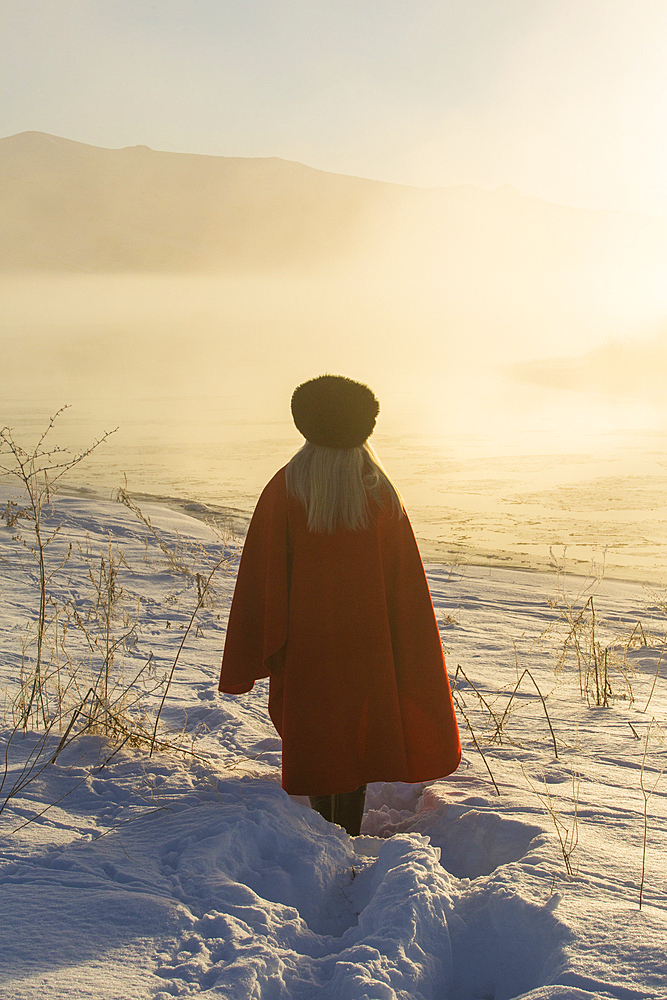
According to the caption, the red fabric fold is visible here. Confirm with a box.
[219,467,461,795]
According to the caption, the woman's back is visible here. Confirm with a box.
[218,374,461,812]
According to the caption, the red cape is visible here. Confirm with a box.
[219,468,461,795]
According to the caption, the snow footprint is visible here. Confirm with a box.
[153,781,567,1000]
[364,781,543,878]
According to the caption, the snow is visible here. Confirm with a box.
[1,483,665,999]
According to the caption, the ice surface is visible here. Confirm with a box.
[1,486,665,999]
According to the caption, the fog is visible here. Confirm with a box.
[3,133,667,471]
[2,263,667,581]
[2,264,666,449]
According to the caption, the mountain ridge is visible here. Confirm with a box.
[2,131,666,274]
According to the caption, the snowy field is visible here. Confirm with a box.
[1,483,666,1000]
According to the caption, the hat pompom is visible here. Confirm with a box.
[291,374,379,449]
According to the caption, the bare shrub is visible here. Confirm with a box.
[1,407,116,729]
[639,720,666,910]
[523,766,580,879]
[0,409,231,825]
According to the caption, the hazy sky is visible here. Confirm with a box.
[2,0,667,218]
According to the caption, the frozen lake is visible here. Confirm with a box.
[2,273,666,585]
[3,390,667,585]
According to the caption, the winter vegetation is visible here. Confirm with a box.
[1,415,666,999]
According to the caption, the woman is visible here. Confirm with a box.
[218,374,461,835]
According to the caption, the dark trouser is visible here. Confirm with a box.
[309,785,367,836]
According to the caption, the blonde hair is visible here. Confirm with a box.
[285,440,404,533]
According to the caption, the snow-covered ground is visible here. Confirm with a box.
[0,484,665,999]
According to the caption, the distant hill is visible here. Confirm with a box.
[0,131,407,271]
[2,131,667,276]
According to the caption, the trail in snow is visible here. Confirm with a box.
[0,485,665,999]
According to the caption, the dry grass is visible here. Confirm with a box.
[0,409,231,824]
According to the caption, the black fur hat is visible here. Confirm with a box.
[291,374,380,449]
